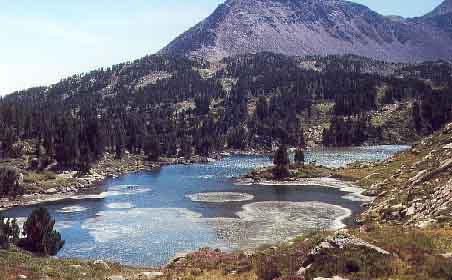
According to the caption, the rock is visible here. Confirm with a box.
[443,123,452,134]
[296,264,312,276]
[69,264,82,269]
[108,276,125,280]
[93,260,110,270]
[312,232,390,256]
[140,272,164,279]
[314,276,349,280]
[439,158,452,170]
[18,275,28,279]
[409,170,429,184]
[406,206,416,216]
[391,204,405,210]
[416,219,435,228]
[359,225,371,233]
[45,188,58,195]
[441,252,452,258]
[443,143,452,150]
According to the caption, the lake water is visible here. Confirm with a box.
[2,145,409,267]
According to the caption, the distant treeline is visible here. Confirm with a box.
[0,53,451,170]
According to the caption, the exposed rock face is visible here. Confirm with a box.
[424,0,452,18]
[362,123,452,225]
[311,231,390,256]
[161,0,452,63]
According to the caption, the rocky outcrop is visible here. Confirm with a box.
[310,231,390,256]
[361,123,452,226]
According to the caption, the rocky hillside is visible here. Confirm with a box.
[161,0,452,63]
[335,123,452,227]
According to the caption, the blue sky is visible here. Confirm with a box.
[0,0,444,95]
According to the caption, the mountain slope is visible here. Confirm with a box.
[161,0,452,63]
[420,0,452,38]
[424,0,452,18]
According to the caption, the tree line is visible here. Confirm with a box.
[1,53,451,170]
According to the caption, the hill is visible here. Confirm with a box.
[1,53,451,177]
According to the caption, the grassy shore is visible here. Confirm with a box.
[2,225,452,280]
[0,248,156,280]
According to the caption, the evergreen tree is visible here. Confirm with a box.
[0,217,9,249]
[144,135,161,161]
[294,148,305,166]
[179,136,193,160]
[0,167,23,198]
[20,208,65,256]
[273,145,290,179]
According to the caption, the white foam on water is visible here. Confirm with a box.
[72,185,151,200]
[57,205,88,213]
[187,192,255,203]
[106,203,135,209]
[55,221,77,230]
[81,200,352,249]
[197,175,215,179]
[200,201,352,249]
[81,208,204,243]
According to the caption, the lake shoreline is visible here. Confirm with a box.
[1,153,227,212]
[0,146,280,212]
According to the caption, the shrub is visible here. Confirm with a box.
[255,255,281,280]
[0,217,20,249]
[19,207,64,256]
[294,149,305,166]
[0,167,24,198]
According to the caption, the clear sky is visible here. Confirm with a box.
[0,0,444,95]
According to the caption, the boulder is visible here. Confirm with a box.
[93,260,110,270]
[443,123,452,134]
[69,264,82,269]
[45,188,58,195]
[405,206,416,216]
[108,276,125,280]
[443,143,452,150]
[296,264,312,276]
[140,272,164,279]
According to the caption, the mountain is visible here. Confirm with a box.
[421,0,452,38]
[160,0,452,63]
[424,0,452,17]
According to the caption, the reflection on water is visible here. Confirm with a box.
[2,145,408,266]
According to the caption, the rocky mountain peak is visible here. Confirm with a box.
[160,0,452,63]
[425,0,452,17]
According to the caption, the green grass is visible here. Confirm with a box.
[0,248,153,280]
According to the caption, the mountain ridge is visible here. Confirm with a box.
[160,0,452,63]
[424,0,452,17]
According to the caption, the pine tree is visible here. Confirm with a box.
[294,148,305,166]
[272,145,290,179]
[144,135,161,161]
[20,207,65,256]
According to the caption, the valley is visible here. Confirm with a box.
[1,0,452,279]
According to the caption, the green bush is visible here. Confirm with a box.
[0,216,20,249]
[255,255,281,280]
[0,167,24,198]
